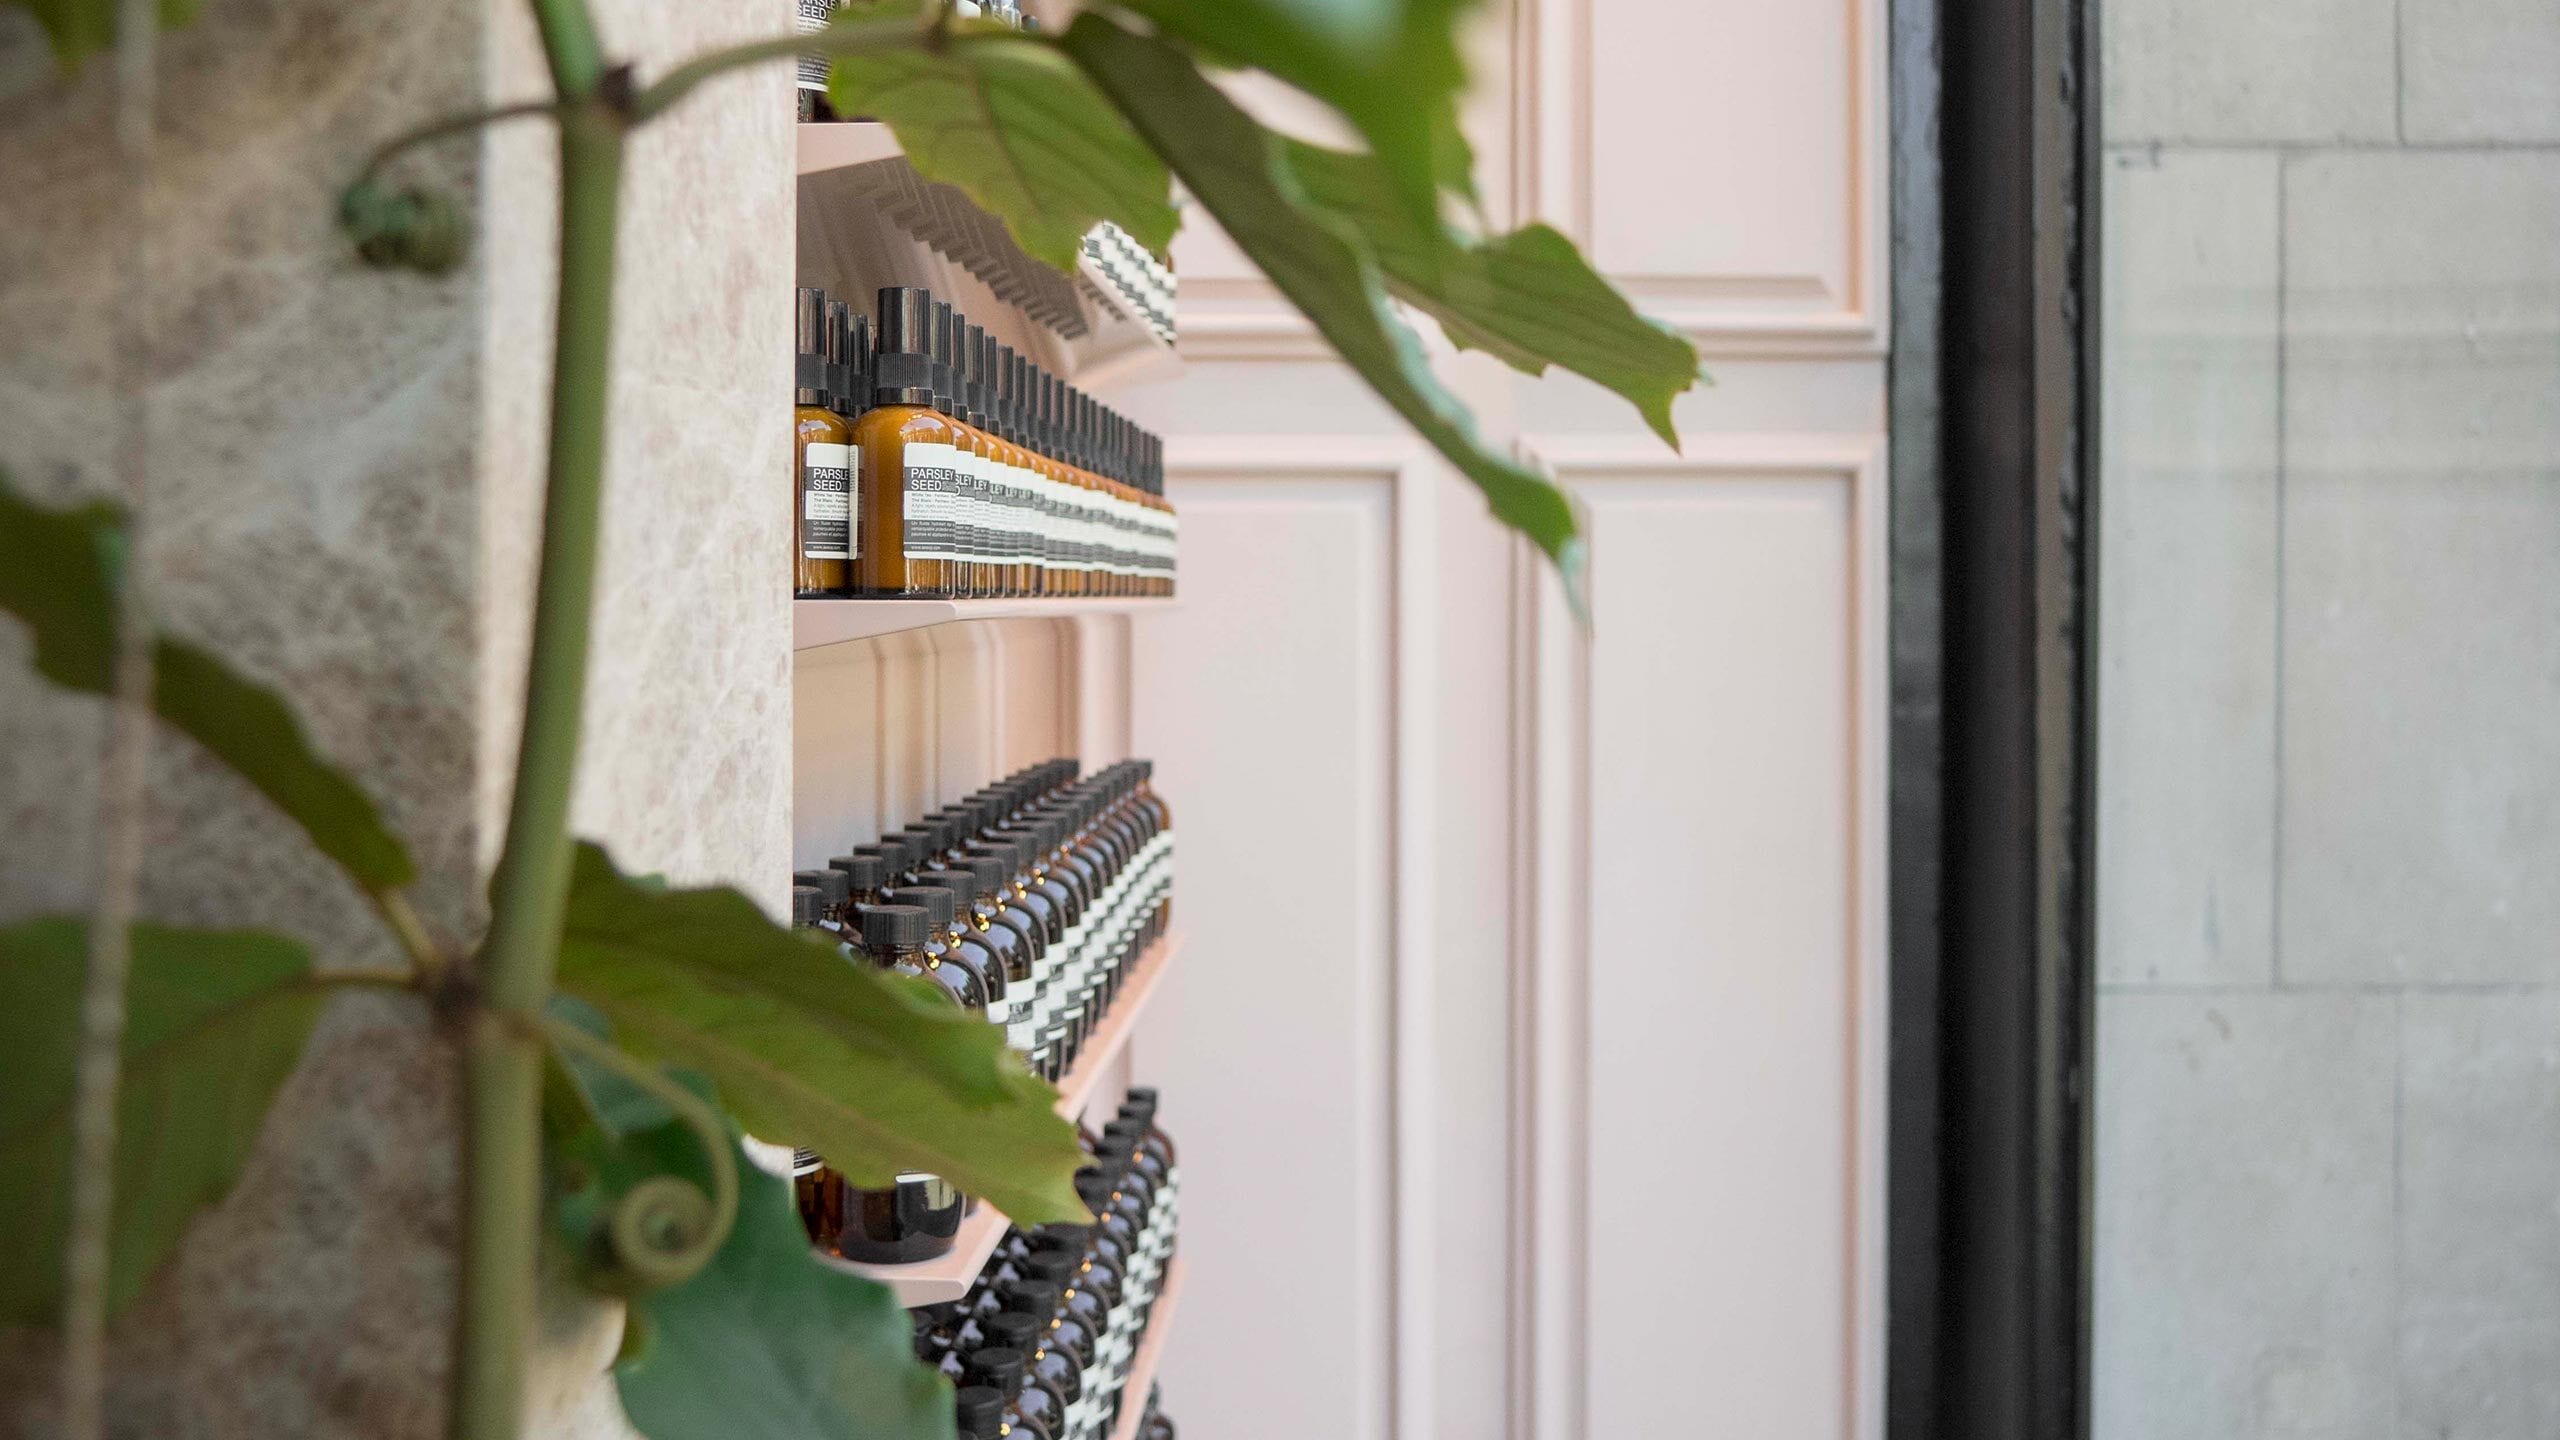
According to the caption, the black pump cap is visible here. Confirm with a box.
[793,868,851,908]
[790,885,825,928]
[885,885,957,928]
[954,1387,1006,1432]
[795,288,830,399]
[824,299,854,412]
[828,853,889,894]
[858,903,930,949]
[872,287,937,405]
[966,1347,1027,1389]
[929,299,957,413]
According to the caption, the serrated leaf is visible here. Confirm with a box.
[0,919,325,1324]
[615,1142,950,1440]
[552,842,1089,1225]
[0,475,416,892]
[826,15,1175,272]
[1061,14,1589,616]
[1101,0,1475,226]
[9,0,197,70]
[1279,139,1699,450]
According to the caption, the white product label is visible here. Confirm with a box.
[904,443,960,566]
[800,442,853,560]
[796,0,834,90]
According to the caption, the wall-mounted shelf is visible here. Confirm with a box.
[813,932,1183,1305]
[794,596,1175,651]
[797,122,1177,388]
[1105,1258,1187,1440]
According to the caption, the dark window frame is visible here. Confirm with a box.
[1886,0,2101,1435]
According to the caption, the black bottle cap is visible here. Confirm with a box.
[983,1311,1042,1350]
[1122,1085,1160,1113]
[793,868,851,908]
[862,836,915,872]
[966,1347,1027,1389]
[885,885,957,928]
[997,1277,1061,1311]
[859,903,930,949]
[828,853,889,893]
[790,885,825,928]
[795,287,830,401]
[929,298,957,414]
[964,856,1011,894]
[872,287,936,405]
[916,860,983,896]
[903,818,951,854]
[824,299,854,413]
[954,1387,1006,1433]
[1020,1249,1076,1283]
[846,313,872,417]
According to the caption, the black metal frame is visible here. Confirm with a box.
[1886,0,2100,1434]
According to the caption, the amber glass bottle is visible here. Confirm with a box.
[794,288,852,596]
[854,287,957,596]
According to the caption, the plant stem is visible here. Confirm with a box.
[453,101,623,1440]
[628,13,926,120]
[354,101,565,190]
[60,4,157,1436]
[528,0,606,97]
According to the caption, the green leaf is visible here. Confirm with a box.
[0,475,417,892]
[552,842,1089,1225]
[1061,14,1589,614]
[615,1141,950,1440]
[1279,139,1700,450]
[826,15,1176,272]
[9,0,197,70]
[544,1022,731,1299]
[0,919,325,1325]
[1100,0,1475,225]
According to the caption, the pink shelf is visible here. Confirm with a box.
[1105,1258,1187,1440]
[793,596,1175,651]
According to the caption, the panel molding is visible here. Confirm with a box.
[1511,0,1888,357]
[1158,436,1442,1440]
[1509,432,1888,1440]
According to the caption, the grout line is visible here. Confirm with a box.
[2394,0,2407,143]
[2098,138,2560,154]
[2270,151,2291,992]
[2389,990,2406,1434]
[2095,979,2560,997]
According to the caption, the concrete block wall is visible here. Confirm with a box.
[2095,2,2560,1436]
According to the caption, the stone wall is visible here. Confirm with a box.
[0,0,792,1432]
[2094,0,2560,1434]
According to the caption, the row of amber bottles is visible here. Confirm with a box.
[789,760,1175,1264]
[918,1092,1181,1440]
[795,285,1178,601]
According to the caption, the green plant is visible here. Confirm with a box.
[2,2,1698,1440]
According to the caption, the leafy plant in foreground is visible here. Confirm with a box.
[1,0,1701,1437]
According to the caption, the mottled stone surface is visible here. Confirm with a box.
[0,0,793,1432]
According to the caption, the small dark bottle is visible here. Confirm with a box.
[791,867,851,930]
[857,902,974,1009]
[983,1311,1084,1420]
[827,851,893,907]
[965,1347,1062,1440]
[997,1281,1095,1373]
[954,1386,1008,1440]
[886,884,1004,1024]
[794,288,853,597]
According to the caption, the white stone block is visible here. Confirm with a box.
[2098,148,2283,988]
[2104,0,2397,142]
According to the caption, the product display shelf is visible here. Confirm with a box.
[814,931,1184,1305]
[1103,1258,1187,1440]
[797,121,1174,385]
[793,595,1175,651]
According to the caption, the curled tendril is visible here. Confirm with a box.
[540,1015,739,1294]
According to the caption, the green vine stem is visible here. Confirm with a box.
[456,95,624,1440]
